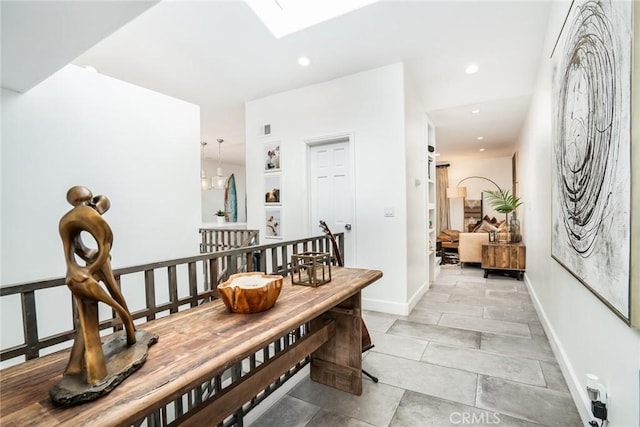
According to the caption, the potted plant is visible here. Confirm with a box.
[484,189,523,242]
[215,209,226,225]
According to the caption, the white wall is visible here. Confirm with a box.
[404,69,428,306]
[201,159,247,224]
[1,64,201,358]
[442,156,513,231]
[245,63,410,313]
[518,2,640,425]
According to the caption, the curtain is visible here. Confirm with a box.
[436,165,450,232]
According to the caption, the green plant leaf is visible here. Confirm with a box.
[483,189,522,214]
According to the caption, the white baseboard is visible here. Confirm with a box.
[523,274,591,425]
[363,297,409,316]
[407,281,430,313]
[363,281,430,316]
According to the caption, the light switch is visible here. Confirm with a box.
[384,207,395,217]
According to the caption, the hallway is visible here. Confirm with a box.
[250,266,582,426]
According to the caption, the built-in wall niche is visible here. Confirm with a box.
[263,140,282,239]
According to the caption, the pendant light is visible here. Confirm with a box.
[200,141,212,191]
[211,138,227,190]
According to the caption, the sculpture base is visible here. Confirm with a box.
[50,329,158,406]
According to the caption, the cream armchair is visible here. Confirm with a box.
[458,232,489,264]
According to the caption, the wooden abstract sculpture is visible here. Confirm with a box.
[50,186,157,406]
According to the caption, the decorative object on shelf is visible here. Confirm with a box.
[224,174,237,222]
[215,209,226,224]
[484,189,523,243]
[217,272,283,314]
[52,186,158,405]
[291,252,332,287]
[200,141,212,191]
[488,230,497,243]
[551,0,635,326]
[212,138,227,190]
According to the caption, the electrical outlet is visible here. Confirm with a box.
[592,401,607,421]
[586,373,608,423]
[384,207,394,217]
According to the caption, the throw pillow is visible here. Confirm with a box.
[473,220,498,233]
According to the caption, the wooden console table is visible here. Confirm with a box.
[0,267,382,427]
[481,242,526,280]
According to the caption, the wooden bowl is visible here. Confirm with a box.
[217,272,283,314]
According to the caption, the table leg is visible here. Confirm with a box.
[310,292,363,395]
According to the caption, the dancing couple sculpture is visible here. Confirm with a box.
[50,186,157,406]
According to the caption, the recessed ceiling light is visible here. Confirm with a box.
[477,136,484,141]
[479,148,485,152]
[435,153,441,157]
[83,65,98,73]
[465,63,479,74]
[298,56,311,67]
[471,109,480,114]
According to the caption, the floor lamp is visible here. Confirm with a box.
[446,176,502,230]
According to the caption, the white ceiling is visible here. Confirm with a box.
[0,0,158,93]
[2,0,552,164]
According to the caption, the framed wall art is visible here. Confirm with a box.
[265,208,282,239]
[551,0,635,325]
[264,141,281,172]
[264,174,281,205]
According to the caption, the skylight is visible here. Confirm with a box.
[246,0,380,38]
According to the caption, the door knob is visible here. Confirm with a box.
[345,224,352,231]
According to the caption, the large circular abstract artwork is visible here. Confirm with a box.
[551,0,632,321]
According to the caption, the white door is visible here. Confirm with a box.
[309,139,354,265]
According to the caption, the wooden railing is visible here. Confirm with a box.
[1,232,344,426]
[199,228,260,253]
[0,232,344,365]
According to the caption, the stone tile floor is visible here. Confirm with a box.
[249,265,582,427]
